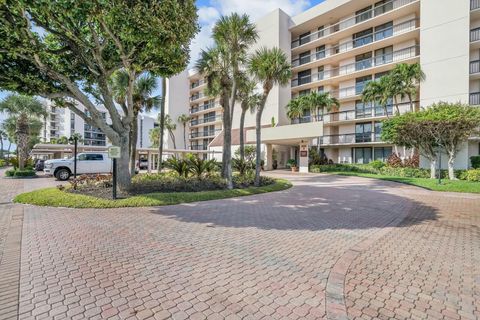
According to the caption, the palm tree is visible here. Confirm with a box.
[391,63,425,112]
[248,47,292,186]
[0,128,7,159]
[164,114,177,150]
[303,91,339,121]
[177,114,191,149]
[362,77,392,118]
[236,74,261,161]
[0,95,46,170]
[111,71,160,175]
[196,13,258,189]
[286,98,304,123]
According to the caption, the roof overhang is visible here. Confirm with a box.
[246,121,323,146]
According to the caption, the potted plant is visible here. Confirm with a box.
[287,159,298,172]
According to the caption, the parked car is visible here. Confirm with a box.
[34,159,45,171]
[44,152,112,181]
[139,158,148,170]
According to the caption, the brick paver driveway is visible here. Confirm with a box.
[0,169,479,320]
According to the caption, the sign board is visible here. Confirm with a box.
[108,146,121,158]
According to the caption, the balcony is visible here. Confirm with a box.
[470,60,480,75]
[190,115,222,126]
[320,132,382,145]
[190,92,206,102]
[191,79,206,89]
[472,0,480,10]
[292,45,419,87]
[190,129,221,139]
[470,92,480,105]
[291,0,416,49]
[190,102,218,114]
[190,144,207,150]
[471,27,480,42]
[292,19,418,69]
[290,115,323,124]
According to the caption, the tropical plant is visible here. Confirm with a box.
[111,71,160,175]
[164,157,190,178]
[0,1,198,190]
[177,114,191,149]
[232,158,253,176]
[236,74,261,161]
[196,13,258,189]
[0,128,7,159]
[0,95,46,169]
[286,98,305,122]
[186,154,217,178]
[302,91,339,121]
[248,47,292,186]
[390,63,425,112]
[164,115,177,150]
[362,76,392,117]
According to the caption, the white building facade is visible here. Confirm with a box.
[167,0,480,171]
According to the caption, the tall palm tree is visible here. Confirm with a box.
[164,114,177,150]
[303,91,339,121]
[196,13,258,189]
[391,63,425,112]
[362,77,392,118]
[111,71,160,175]
[248,47,292,186]
[177,114,191,149]
[236,74,261,161]
[157,77,167,172]
[0,95,46,169]
[0,128,7,159]
[286,97,305,123]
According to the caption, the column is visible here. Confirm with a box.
[147,151,151,173]
[265,144,273,171]
[299,141,309,173]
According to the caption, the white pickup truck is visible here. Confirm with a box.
[44,152,112,180]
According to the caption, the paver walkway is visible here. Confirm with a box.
[0,168,478,319]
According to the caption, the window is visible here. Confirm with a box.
[355,6,372,24]
[375,21,393,41]
[374,46,393,65]
[298,69,312,85]
[374,0,393,16]
[85,154,104,161]
[353,28,373,48]
[318,66,325,80]
[299,31,311,46]
[299,51,311,65]
[299,89,311,96]
[355,100,372,119]
[355,52,372,71]
[355,122,372,142]
[318,86,324,93]
[316,45,326,60]
[374,121,383,141]
[354,147,373,164]
[374,99,393,116]
[317,25,325,38]
[355,75,372,95]
[374,147,392,161]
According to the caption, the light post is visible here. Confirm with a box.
[68,136,78,185]
[436,142,442,185]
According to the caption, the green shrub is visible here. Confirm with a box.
[5,168,36,177]
[310,164,377,174]
[471,156,480,169]
[130,173,227,194]
[459,169,480,182]
[0,159,6,167]
[232,158,254,176]
[368,160,386,170]
[379,167,430,178]
[186,155,218,178]
[8,157,34,169]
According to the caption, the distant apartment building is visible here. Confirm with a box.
[40,99,159,148]
[167,0,479,171]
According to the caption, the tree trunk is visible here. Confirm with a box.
[115,133,132,192]
[239,107,247,161]
[447,152,457,180]
[0,138,3,159]
[393,96,400,115]
[169,131,176,149]
[222,98,233,189]
[255,96,268,187]
[430,159,436,179]
[16,114,30,170]
[129,112,138,175]
[183,124,187,149]
[157,78,166,172]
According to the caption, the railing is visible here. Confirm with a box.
[190,102,218,114]
[291,0,416,48]
[320,132,382,145]
[190,145,207,150]
[191,79,206,89]
[470,60,480,74]
[471,27,480,42]
[470,92,480,105]
[190,92,206,102]
[291,19,418,68]
[290,114,323,124]
[291,45,419,87]
[472,0,480,10]
[190,115,222,126]
[190,129,222,139]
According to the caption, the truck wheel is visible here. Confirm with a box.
[55,168,71,181]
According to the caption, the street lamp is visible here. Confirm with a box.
[68,135,78,182]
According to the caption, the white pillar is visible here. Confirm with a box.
[147,151,151,173]
[299,142,309,173]
[265,144,273,171]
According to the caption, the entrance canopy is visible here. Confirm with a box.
[245,121,323,145]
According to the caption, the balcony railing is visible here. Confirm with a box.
[320,132,382,145]
[291,0,416,48]
[191,79,206,89]
[292,45,419,87]
[190,145,208,150]
[470,92,480,105]
[190,129,221,139]
[292,18,418,68]
[190,102,218,114]
[470,60,480,74]
[290,115,323,124]
[471,27,480,42]
[472,0,480,10]
[190,115,222,126]
[190,92,206,102]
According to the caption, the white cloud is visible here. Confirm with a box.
[188,0,311,68]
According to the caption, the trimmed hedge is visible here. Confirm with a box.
[5,169,36,177]
[459,169,480,182]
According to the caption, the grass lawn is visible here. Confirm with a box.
[328,171,480,194]
[14,179,292,208]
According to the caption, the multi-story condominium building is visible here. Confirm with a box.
[167,0,480,172]
[40,99,159,148]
